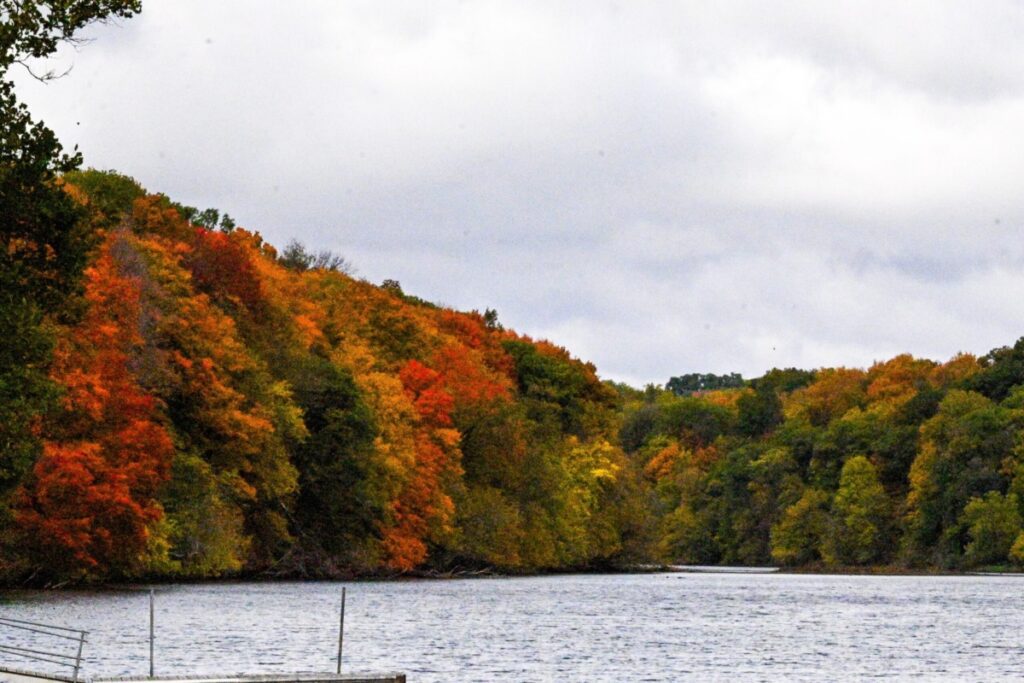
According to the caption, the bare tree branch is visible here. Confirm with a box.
[13,58,73,83]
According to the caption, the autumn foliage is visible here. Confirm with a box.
[15,239,173,579]
[0,171,643,582]
[9,169,1024,583]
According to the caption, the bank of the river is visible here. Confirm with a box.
[779,563,1024,577]
[7,560,1024,590]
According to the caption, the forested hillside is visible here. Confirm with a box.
[619,353,1024,570]
[8,169,1024,583]
[0,170,652,583]
[9,166,1024,583]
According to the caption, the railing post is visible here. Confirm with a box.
[336,587,346,675]
[149,588,155,679]
[72,630,85,682]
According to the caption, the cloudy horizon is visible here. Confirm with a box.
[14,1,1024,386]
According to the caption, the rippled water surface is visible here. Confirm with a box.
[2,573,1023,681]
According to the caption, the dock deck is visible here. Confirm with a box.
[0,668,405,683]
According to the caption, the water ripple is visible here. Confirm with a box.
[1,574,1022,681]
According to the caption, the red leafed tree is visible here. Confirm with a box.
[15,235,173,579]
[382,360,462,571]
[432,344,511,410]
[401,360,455,427]
[187,227,265,314]
[436,309,515,379]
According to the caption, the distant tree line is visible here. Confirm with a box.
[667,373,746,394]
[619,349,1024,570]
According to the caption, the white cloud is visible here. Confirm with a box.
[12,1,1024,385]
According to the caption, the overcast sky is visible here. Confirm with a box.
[14,1,1024,386]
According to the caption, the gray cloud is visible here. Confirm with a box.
[13,1,1024,385]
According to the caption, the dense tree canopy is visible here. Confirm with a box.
[6,164,1024,581]
[622,349,1024,571]
[0,0,143,554]
[0,167,655,582]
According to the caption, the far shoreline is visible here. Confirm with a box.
[3,563,1024,592]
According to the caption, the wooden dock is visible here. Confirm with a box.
[0,599,404,683]
[0,668,406,683]
[96,675,406,683]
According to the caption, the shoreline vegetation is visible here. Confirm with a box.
[21,564,1024,594]
[5,174,1024,589]
[5,3,1024,590]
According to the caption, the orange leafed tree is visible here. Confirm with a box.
[187,227,266,315]
[784,367,867,426]
[432,344,512,410]
[15,235,173,579]
[436,309,516,379]
[865,354,937,411]
[382,360,463,570]
[125,223,301,570]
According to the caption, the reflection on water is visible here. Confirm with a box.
[1,573,1023,682]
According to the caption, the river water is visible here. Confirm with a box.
[1,572,1023,681]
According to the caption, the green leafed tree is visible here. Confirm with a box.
[1010,531,1024,567]
[770,488,830,566]
[823,456,890,565]
[289,357,380,569]
[454,485,525,568]
[666,372,744,395]
[737,384,783,437]
[967,337,1024,401]
[902,390,1018,566]
[962,491,1022,568]
[63,168,145,227]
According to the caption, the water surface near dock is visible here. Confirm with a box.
[2,573,1023,681]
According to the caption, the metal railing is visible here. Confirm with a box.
[0,616,87,681]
